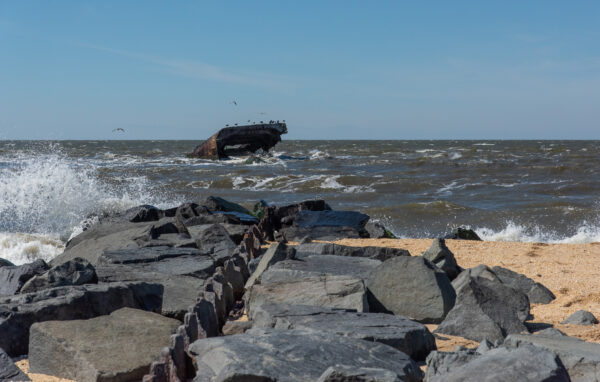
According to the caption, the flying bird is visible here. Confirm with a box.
[230,100,238,106]
[112,128,125,133]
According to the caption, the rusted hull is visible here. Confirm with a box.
[190,123,287,159]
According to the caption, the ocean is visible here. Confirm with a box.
[1,140,599,265]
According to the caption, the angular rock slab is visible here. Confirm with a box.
[421,238,462,280]
[0,282,162,356]
[505,333,600,382]
[318,365,402,382]
[0,347,30,381]
[367,256,456,323]
[245,274,368,315]
[244,242,294,289]
[561,310,599,326]
[0,259,48,296]
[29,308,179,382]
[435,265,530,342]
[425,344,570,382]
[189,328,423,382]
[491,266,555,304]
[250,303,436,361]
[20,257,98,294]
[296,242,410,261]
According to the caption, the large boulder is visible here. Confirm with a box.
[296,242,410,261]
[443,227,481,241]
[490,266,555,304]
[365,221,396,239]
[244,242,295,289]
[279,210,370,241]
[0,347,30,381]
[421,238,462,280]
[245,275,369,315]
[188,328,423,382]
[29,308,180,382]
[0,282,162,356]
[261,255,381,284]
[425,344,570,382]
[187,223,249,245]
[435,265,530,342]
[203,196,251,216]
[250,303,436,361]
[0,259,48,295]
[367,256,456,323]
[505,332,600,381]
[195,224,236,265]
[20,258,98,294]
[424,349,480,381]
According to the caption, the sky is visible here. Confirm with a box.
[1,1,599,140]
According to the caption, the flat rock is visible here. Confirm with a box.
[244,242,295,289]
[20,258,97,294]
[189,328,423,382]
[491,266,555,304]
[29,308,179,382]
[421,238,462,280]
[261,255,380,284]
[424,350,480,381]
[561,310,599,326]
[187,224,248,245]
[0,260,48,296]
[296,242,410,261]
[425,344,570,382]
[0,282,162,356]
[0,347,30,381]
[203,196,251,216]
[250,303,436,361]
[245,275,368,315]
[505,333,600,381]
[195,224,236,265]
[435,265,530,342]
[367,256,456,323]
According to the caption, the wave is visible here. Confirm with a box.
[475,221,600,244]
[0,232,64,265]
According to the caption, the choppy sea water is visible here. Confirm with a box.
[1,140,599,265]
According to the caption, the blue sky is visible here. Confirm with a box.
[1,1,599,139]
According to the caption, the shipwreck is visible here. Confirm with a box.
[189,122,287,159]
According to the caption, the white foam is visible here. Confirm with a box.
[475,221,600,244]
[0,232,64,265]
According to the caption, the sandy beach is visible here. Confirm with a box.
[15,238,600,380]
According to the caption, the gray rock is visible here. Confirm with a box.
[491,266,555,304]
[367,256,456,323]
[29,308,179,382]
[443,227,481,241]
[422,238,462,280]
[435,265,530,342]
[561,310,599,326]
[222,320,253,335]
[505,333,600,381]
[244,242,295,289]
[0,259,48,295]
[187,224,249,245]
[536,328,568,338]
[0,282,162,356]
[426,345,570,382]
[424,350,480,381]
[261,255,380,284]
[203,196,251,216]
[0,259,14,268]
[296,242,410,261]
[245,275,369,315]
[318,365,402,382]
[250,303,436,361]
[279,210,370,241]
[189,328,423,382]
[475,339,494,354]
[96,264,204,320]
[365,221,396,239]
[20,258,98,294]
[195,224,236,265]
[0,347,30,381]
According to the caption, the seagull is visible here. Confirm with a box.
[230,100,238,106]
[112,128,125,133]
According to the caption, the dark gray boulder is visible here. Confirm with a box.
[425,345,570,382]
[279,210,370,241]
[120,204,164,223]
[187,223,249,245]
[443,227,482,241]
[424,349,480,381]
[204,196,251,216]
[505,333,600,381]
[296,242,410,261]
[195,224,236,265]
[0,259,48,295]
[250,303,436,361]
[435,265,530,342]
[491,266,555,304]
[189,328,423,382]
[365,221,396,239]
[0,347,30,381]
[561,310,599,326]
[367,256,456,323]
[421,238,462,280]
[0,282,162,356]
[29,308,179,382]
[317,365,402,382]
[261,255,380,284]
[20,258,98,294]
[244,242,295,289]
[245,275,369,315]
[0,259,13,268]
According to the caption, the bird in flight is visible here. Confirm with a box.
[230,100,238,106]
[112,128,125,133]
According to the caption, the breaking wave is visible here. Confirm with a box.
[475,221,600,244]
